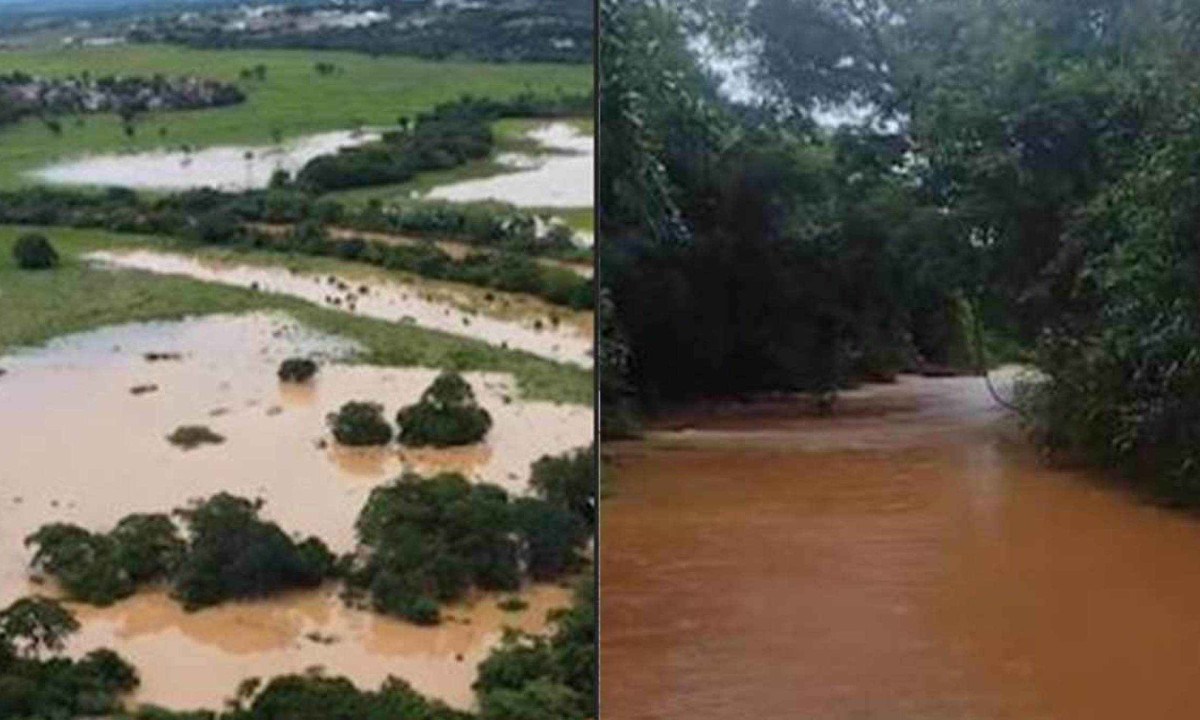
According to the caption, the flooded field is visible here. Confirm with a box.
[602,373,1200,719]
[0,312,590,709]
[427,123,593,208]
[85,249,593,367]
[68,584,571,711]
[30,130,380,191]
[251,223,594,279]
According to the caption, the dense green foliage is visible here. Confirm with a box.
[345,468,588,624]
[11,233,58,270]
[0,187,592,308]
[26,514,183,605]
[601,0,965,409]
[395,372,493,448]
[529,445,595,532]
[0,597,139,718]
[603,0,1200,503]
[27,496,334,610]
[474,580,596,720]
[173,494,335,610]
[298,94,590,193]
[327,401,394,447]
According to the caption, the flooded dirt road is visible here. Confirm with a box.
[0,313,589,710]
[602,373,1200,719]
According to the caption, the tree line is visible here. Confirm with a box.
[128,0,593,65]
[601,0,1200,504]
[296,93,592,193]
[0,186,592,309]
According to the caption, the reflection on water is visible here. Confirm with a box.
[602,374,1200,720]
[0,313,591,710]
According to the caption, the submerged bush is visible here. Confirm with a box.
[530,445,595,532]
[344,466,588,625]
[172,494,335,610]
[27,497,332,611]
[395,372,492,447]
[327,401,394,446]
[0,597,140,717]
[346,472,520,624]
[11,233,58,270]
[166,425,225,450]
[25,514,183,606]
[277,357,319,383]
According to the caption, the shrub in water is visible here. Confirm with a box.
[12,233,58,270]
[327,401,393,446]
[277,357,318,383]
[166,425,225,450]
[395,372,492,447]
[172,494,335,610]
[346,472,520,624]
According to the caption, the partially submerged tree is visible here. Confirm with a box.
[172,493,334,610]
[0,597,138,717]
[277,357,319,383]
[530,445,595,532]
[0,596,79,658]
[395,372,492,447]
[27,497,331,611]
[327,401,394,446]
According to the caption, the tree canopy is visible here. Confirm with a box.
[601,0,1200,503]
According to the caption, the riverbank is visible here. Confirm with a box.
[602,372,1200,719]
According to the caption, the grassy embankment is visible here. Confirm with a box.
[0,225,591,405]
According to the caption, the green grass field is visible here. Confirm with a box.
[0,44,590,188]
[0,225,591,405]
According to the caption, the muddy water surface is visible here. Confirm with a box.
[68,584,571,711]
[0,313,590,709]
[30,130,381,191]
[427,123,593,208]
[602,374,1200,719]
[84,249,593,367]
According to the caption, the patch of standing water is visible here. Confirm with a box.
[426,122,593,208]
[29,130,381,191]
[83,249,593,368]
[0,313,590,710]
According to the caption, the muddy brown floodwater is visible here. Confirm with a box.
[602,372,1200,720]
[84,249,594,367]
[0,312,590,711]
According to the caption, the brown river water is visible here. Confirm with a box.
[0,313,590,710]
[602,373,1200,719]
